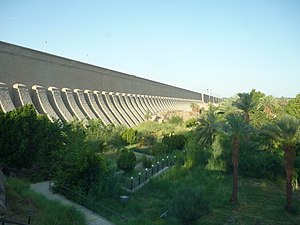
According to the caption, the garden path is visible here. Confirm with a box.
[30,181,115,225]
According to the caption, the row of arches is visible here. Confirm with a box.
[0,82,204,127]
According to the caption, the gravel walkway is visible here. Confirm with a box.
[30,181,114,225]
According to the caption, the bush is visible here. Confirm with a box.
[185,135,211,167]
[106,125,127,149]
[141,156,153,168]
[168,115,183,125]
[152,142,170,156]
[185,118,197,127]
[138,133,157,147]
[162,134,186,151]
[239,150,284,180]
[169,187,210,225]
[117,150,137,173]
[54,150,108,195]
[121,128,138,144]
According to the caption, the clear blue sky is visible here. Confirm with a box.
[1,0,299,98]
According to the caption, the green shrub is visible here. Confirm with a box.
[185,118,198,127]
[295,155,300,168]
[239,150,284,180]
[185,135,211,167]
[152,142,169,156]
[168,115,183,125]
[162,134,186,151]
[54,149,108,195]
[141,156,153,168]
[121,128,138,144]
[106,125,127,149]
[169,187,210,225]
[117,150,137,172]
[88,168,121,198]
[138,133,157,147]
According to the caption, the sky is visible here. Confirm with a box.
[0,0,299,98]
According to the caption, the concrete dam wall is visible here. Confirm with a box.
[0,41,220,127]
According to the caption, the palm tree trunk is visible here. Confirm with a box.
[243,112,249,124]
[230,136,240,203]
[284,146,295,212]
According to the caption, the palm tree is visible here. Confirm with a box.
[196,107,222,148]
[217,97,240,115]
[224,113,251,203]
[257,95,279,118]
[233,92,256,124]
[263,115,300,212]
[285,93,300,119]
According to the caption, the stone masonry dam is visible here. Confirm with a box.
[0,41,220,127]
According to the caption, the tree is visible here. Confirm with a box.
[217,97,239,115]
[257,95,279,118]
[0,104,51,169]
[250,89,265,104]
[223,113,251,203]
[285,94,300,119]
[233,92,256,124]
[196,107,222,148]
[52,120,109,195]
[262,115,300,212]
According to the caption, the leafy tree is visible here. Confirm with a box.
[85,119,106,151]
[0,105,52,169]
[233,92,256,124]
[34,118,64,179]
[223,113,252,203]
[262,115,300,212]
[52,120,110,195]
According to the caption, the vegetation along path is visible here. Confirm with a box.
[30,181,114,225]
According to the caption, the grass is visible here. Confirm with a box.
[94,166,300,225]
[199,178,300,225]
[3,177,87,225]
[135,121,189,138]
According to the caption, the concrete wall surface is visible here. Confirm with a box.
[0,41,222,127]
[0,41,206,100]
